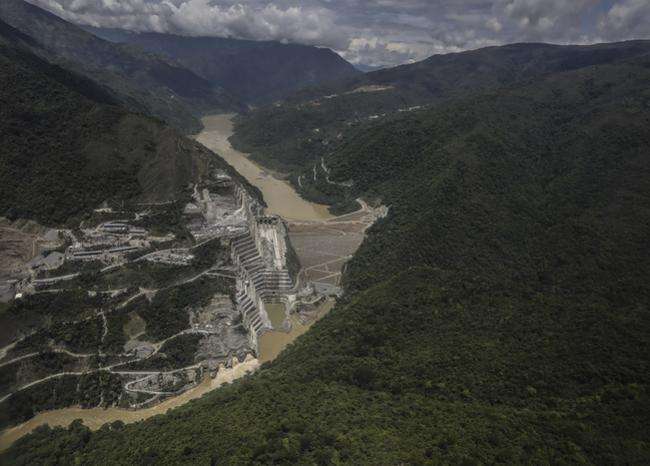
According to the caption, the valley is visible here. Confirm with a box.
[0,1,649,462]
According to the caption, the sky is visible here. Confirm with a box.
[27,0,650,67]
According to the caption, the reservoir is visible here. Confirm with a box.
[195,114,333,222]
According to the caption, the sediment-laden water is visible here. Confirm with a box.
[258,299,334,364]
[195,114,333,222]
[0,356,259,451]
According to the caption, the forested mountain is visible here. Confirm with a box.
[0,18,244,226]
[83,27,360,105]
[232,40,650,173]
[4,44,649,464]
[0,0,240,133]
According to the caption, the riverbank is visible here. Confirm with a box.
[0,356,259,451]
[195,114,334,222]
[258,299,335,364]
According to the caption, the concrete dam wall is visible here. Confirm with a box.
[231,185,294,352]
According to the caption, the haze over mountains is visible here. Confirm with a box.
[84,27,361,105]
[0,0,235,133]
[1,0,649,464]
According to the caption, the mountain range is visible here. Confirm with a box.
[0,16,255,226]
[231,40,650,174]
[0,0,358,133]
[1,1,649,464]
[83,27,361,105]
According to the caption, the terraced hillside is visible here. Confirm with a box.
[4,45,649,464]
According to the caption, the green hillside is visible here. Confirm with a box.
[231,40,650,174]
[83,28,361,105]
[0,20,256,226]
[4,46,649,464]
[0,0,240,133]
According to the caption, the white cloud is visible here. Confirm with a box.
[600,0,650,37]
[486,17,503,33]
[27,0,348,49]
[495,0,593,38]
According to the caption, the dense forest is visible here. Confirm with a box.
[0,22,202,226]
[0,17,264,227]
[3,43,649,464]
[232,40,650,175]
[0,371,123,430]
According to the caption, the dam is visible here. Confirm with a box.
[0,114,384,450]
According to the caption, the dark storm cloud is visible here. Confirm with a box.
[26,0,650,66]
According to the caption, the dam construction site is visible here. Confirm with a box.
[0,114,385,449]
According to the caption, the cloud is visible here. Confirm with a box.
[490,0,603,43]
[25,0,650,67]
[28,0,348,49]
[342,37,437,67]
[599,0,650,38]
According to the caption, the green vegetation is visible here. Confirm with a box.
[192,237,229,269]
[86,237,229,300]
[132,200,192,238]
[37,260,102,279]
[4,43,650,464]
[123,312,146,339]
[84,28,360,105]
[0,35,198,226]
[0,352,86,397]
[0,20,229,227]
[16,318,103,355]
[0,15,265,227]
[121,335,203,371]
[0,290,102,349]
[95,263,193,291]
[232,40,650,179]
[135,276,233,341]
[0,0,238,133]
[102,311,129,354]
[0,371,122,430]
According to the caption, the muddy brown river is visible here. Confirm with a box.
[258,299,334,364]
[195,114,333,222]
[0,356,259,451]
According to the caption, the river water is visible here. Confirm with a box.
[195,114,333,222]
[258,299,334,364]
[0,114,337,451]
[0,356,259,451]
